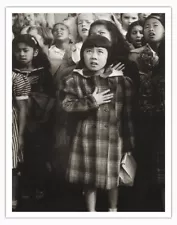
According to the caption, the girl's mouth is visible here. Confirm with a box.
[57,33,63,37]
[90,62,98,66]
[82,28,88,32]
[149,32,155,38]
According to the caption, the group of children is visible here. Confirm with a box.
[12,13,165,212]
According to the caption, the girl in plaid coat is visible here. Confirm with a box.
[62,35,135,212]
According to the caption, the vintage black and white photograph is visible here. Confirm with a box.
[5,6,172,218]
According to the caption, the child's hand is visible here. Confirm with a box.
[92,87,114,105]
[111,62,125,72]
[111,14,122,30]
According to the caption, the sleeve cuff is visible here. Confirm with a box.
[15,96,29,100]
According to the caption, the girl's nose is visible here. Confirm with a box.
[136,32,141,37]
[20,51,25,56]
[82,21,87,26]
[91,51,97,58]
[149,26,154,32]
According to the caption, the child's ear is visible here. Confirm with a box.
[33,49,39,57]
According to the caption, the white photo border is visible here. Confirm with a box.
[5,6,172,219]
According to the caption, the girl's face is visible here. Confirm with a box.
[77,14,95,40]
[121,13,138,30]
[52,24,70,41]
[84,47,108,72]
[144,18,165,43]
[14,42,36,66]
[138,13,151,22]
[28,29,44,48]
[130,25,143,48]
[89,25,112,42]
[24,13,35,26]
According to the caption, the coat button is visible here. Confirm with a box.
[104,107,109,112]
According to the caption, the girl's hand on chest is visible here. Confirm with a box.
[92,87,114,106]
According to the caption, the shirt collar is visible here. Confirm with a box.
[13,67,44,75]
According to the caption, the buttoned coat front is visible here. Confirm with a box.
[62,69,135,190]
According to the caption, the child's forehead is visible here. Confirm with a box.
[145,18,161,24]
[132,25,143,30]
[84,46,107,50]
[91,24,107,31]
[122,13,138,17]
[24,13,34,17]
[78,13,94,21]
[54,23,68,30]
[16,42,32,48]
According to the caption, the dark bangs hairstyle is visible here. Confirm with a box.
[78,34,112,69]
[89,20,130,64]
[12,34,50,69]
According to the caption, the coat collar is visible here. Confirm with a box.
[73,68,123,79]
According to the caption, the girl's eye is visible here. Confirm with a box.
[98,50,103,54]
[78,21,83,25]
[86,49,92,53]
[99,32,105,35]
[132,31,137,35]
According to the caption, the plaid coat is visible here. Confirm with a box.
[62,69,135,189]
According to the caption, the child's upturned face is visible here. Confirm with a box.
[24,13,35,26]
[77,14,94,40]
[121,13,138,30]
[83,47,108,72]
[144,18,165,43]
[138,13,151,22]
[52,24,70,41]
[130,25,143,48]
[89,25,112,43]
[14,43,35,66]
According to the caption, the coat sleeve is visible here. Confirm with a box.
[62,75,99,112]
[122,76,135,152]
